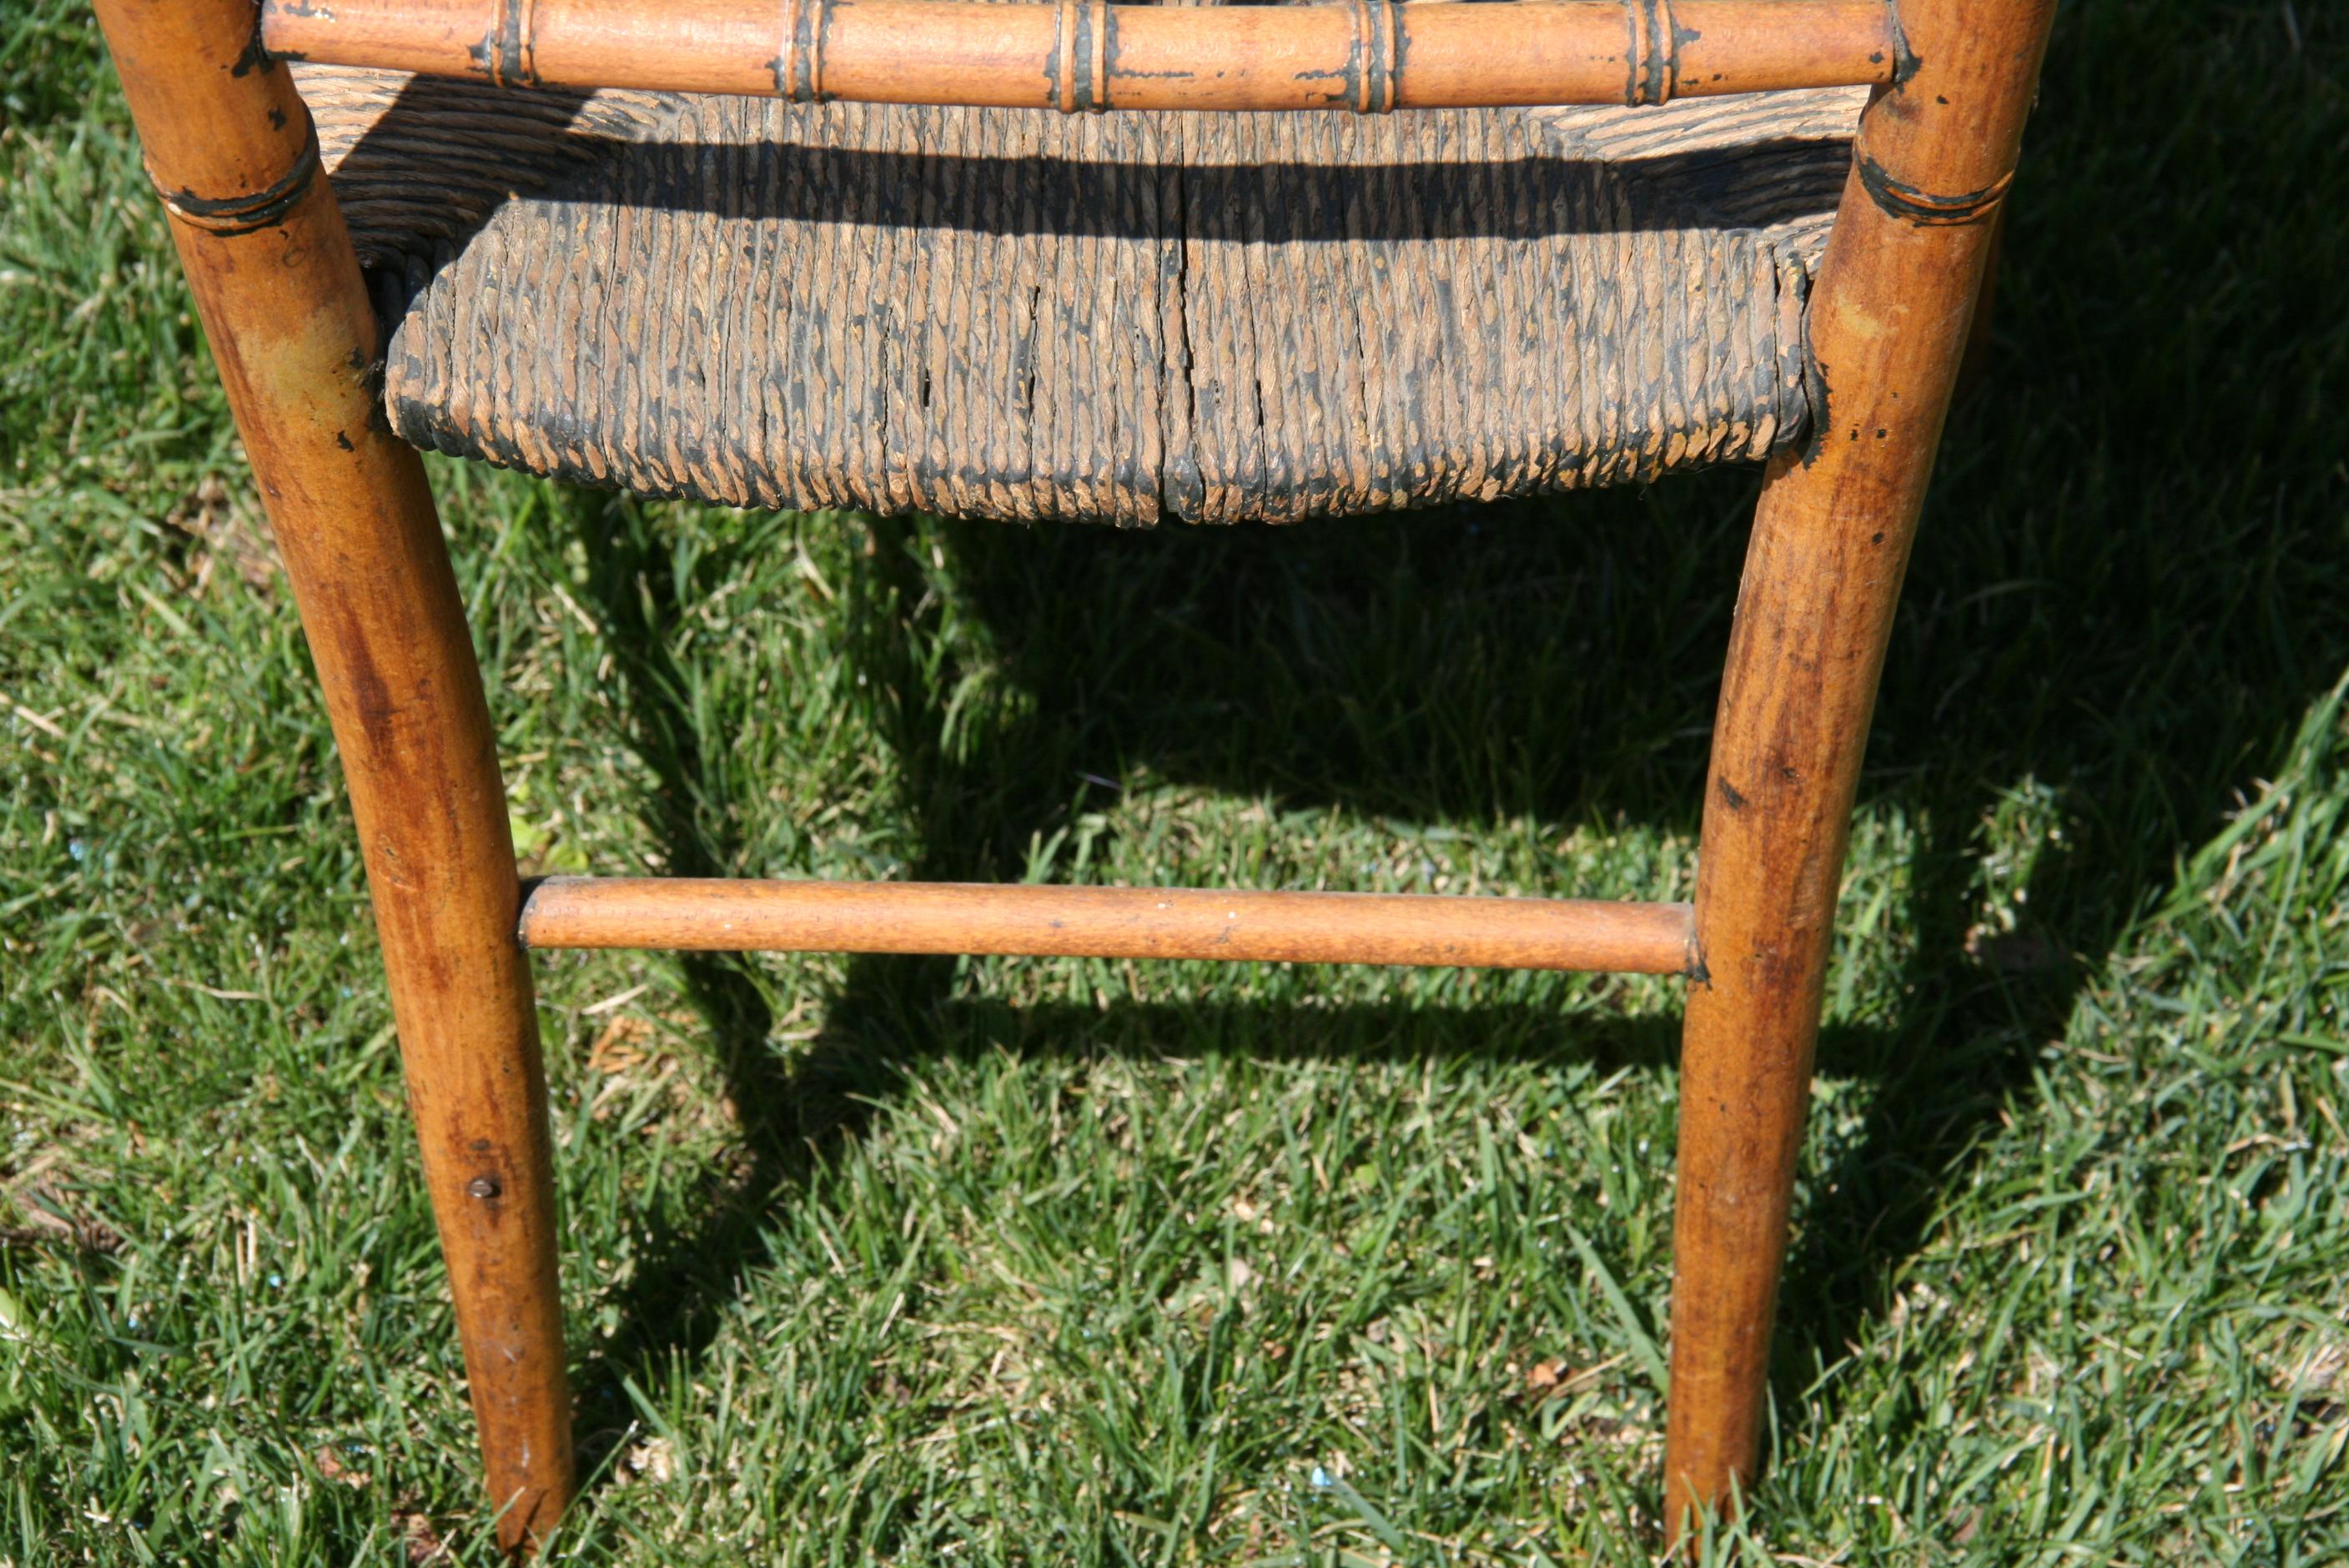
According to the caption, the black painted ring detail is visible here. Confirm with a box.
[1856,153,2013,225]
[1648,0,1677,105]
[154,121,321,237]
[484,0,538,86]
[1883,0,1921,84]
[517,0,538,86]
[1623,0,1677,107]
[777,0,829,102]
[1068,0,1102,112]
[1349,0,1398,114]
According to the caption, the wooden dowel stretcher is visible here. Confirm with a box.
[520,877,1700,973]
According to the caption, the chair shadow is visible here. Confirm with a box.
[511,0,2344,1515]
[323,71,1853,259]
[546,492,1734,1476]
[555,479,2341,1505]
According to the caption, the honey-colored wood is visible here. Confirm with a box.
[1662,0,2059,1540]
[89,0,574,1550]
[521,878,1699,972]
[107,0,2056,1541]
[263,0,1898,112]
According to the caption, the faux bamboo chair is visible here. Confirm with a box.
[94,0,2056,1550]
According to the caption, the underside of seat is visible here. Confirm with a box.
[299,60,1861,524]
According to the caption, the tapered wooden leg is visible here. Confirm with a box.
[92,1,574,1550]
[1662,0,2058,1542]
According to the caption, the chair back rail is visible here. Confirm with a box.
[262,0,1902,113]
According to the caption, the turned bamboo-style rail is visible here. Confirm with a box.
[261,0,1903,113]
[520,877,1699,972]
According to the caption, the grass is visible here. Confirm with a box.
[3,0,2346,1560]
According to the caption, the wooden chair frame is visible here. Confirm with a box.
[93,0,2055,1550]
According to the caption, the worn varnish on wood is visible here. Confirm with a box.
[88,0,576,1549]
[521,877,1700,972]
[265,0,1899,113]
[296,52,1864,523]
[99,0,2063,1541]
[1662,0,2058,1537]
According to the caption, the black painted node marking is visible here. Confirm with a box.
[156,120,321,237]
[775,0,830,103]
[1856,153,2013,226]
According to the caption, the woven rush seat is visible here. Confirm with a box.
[299,63,1863,523]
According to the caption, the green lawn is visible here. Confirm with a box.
[4,0,2347,1561]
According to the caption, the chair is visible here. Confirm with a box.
[93,0,2056,1550]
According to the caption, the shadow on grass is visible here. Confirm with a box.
[542,0,2346,1512]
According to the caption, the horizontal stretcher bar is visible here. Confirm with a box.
[263,0,1902,113]
[519,877,1699,973]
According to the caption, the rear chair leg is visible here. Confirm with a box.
[91,0,575,1550]
[1662,0,2058,1542]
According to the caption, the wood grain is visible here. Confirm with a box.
[89,0,575,1549]
[1662,0,2060,1538]
[102,0,2060,1544]
[521,878,1699,973]
[264,0,1899,112]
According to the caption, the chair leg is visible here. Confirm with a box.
[1662,440,1906,1533]
[306,493,575,1554]
[1660,0,2057,1542]
[92,0,574,1550]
